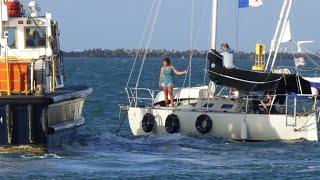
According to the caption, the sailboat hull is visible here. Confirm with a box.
[128,107,318,141]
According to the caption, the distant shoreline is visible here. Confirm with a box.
[63,48,319,60]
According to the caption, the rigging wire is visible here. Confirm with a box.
[177,1,208,104]
[288,41,320,70]
[235,0,240,52]
[203,46,210,84]
[182,1,208,88]
[135,0,162,89]
[177,0,195,104]
[188,0,194,90]
[302,47,320,69]
[126,0,157,89]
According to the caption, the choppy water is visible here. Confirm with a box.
[1,57,320,179]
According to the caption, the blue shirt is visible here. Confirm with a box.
[161,66,174,84]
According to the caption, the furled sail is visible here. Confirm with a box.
[207,50,311,95]
[281,20,292,43]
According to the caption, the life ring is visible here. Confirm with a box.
[142,113,156,133]
[195,114,213,134]
[165,114,180,134]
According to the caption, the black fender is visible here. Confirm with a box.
[142,113,156,133]
[195,114,213,134]
[165,114,180,134]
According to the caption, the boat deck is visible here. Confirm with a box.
[46,85,93,103]
[0,85,92,104]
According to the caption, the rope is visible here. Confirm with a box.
[126,0,157,88]
[116,106,127,135]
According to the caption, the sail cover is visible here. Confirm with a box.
[207,50,312,94]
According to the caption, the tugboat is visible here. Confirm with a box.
[0,0,92,151]
[123,0,319,141]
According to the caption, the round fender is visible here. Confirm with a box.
[165,114,180,134]
[142,113,156,133]
[195,114,213,134]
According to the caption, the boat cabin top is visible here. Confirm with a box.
[2,14,58,59]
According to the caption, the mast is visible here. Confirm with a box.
[210,0,218,50]
[269,0,293,71]
[265,0,288,71]
[265,0,293,71]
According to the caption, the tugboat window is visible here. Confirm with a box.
[25,27,46,48]
[5,28,17,48]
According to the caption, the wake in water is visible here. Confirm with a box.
[66,131,313,156]
[69,132,229,153]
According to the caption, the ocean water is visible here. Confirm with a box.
[1,57,320,179]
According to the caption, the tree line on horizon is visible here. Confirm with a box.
[63,48,319,60]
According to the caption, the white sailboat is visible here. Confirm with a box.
[123,0,319,141]
[265,0,320,95]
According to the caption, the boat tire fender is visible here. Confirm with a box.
[165,114,180,134]
[142,113,156,133]
[196,114,213,134]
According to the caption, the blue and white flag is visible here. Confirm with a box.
[239,0,263,8]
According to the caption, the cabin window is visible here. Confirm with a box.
[221,104,234,109]
[5,28,16,48]
[203,103,214,108]
[25,27,47,48]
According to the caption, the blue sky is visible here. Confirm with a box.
[24,0,320,52]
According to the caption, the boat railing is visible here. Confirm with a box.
[297,68,320,78]
[126,87,159,107]
[0,54,63,96]
[242,94,317,117]
[276,66,320,77]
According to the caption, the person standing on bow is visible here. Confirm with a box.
[159,57,188,108]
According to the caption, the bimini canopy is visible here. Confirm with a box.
[207,50,312,95]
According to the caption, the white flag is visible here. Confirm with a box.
[249,0,263,7]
